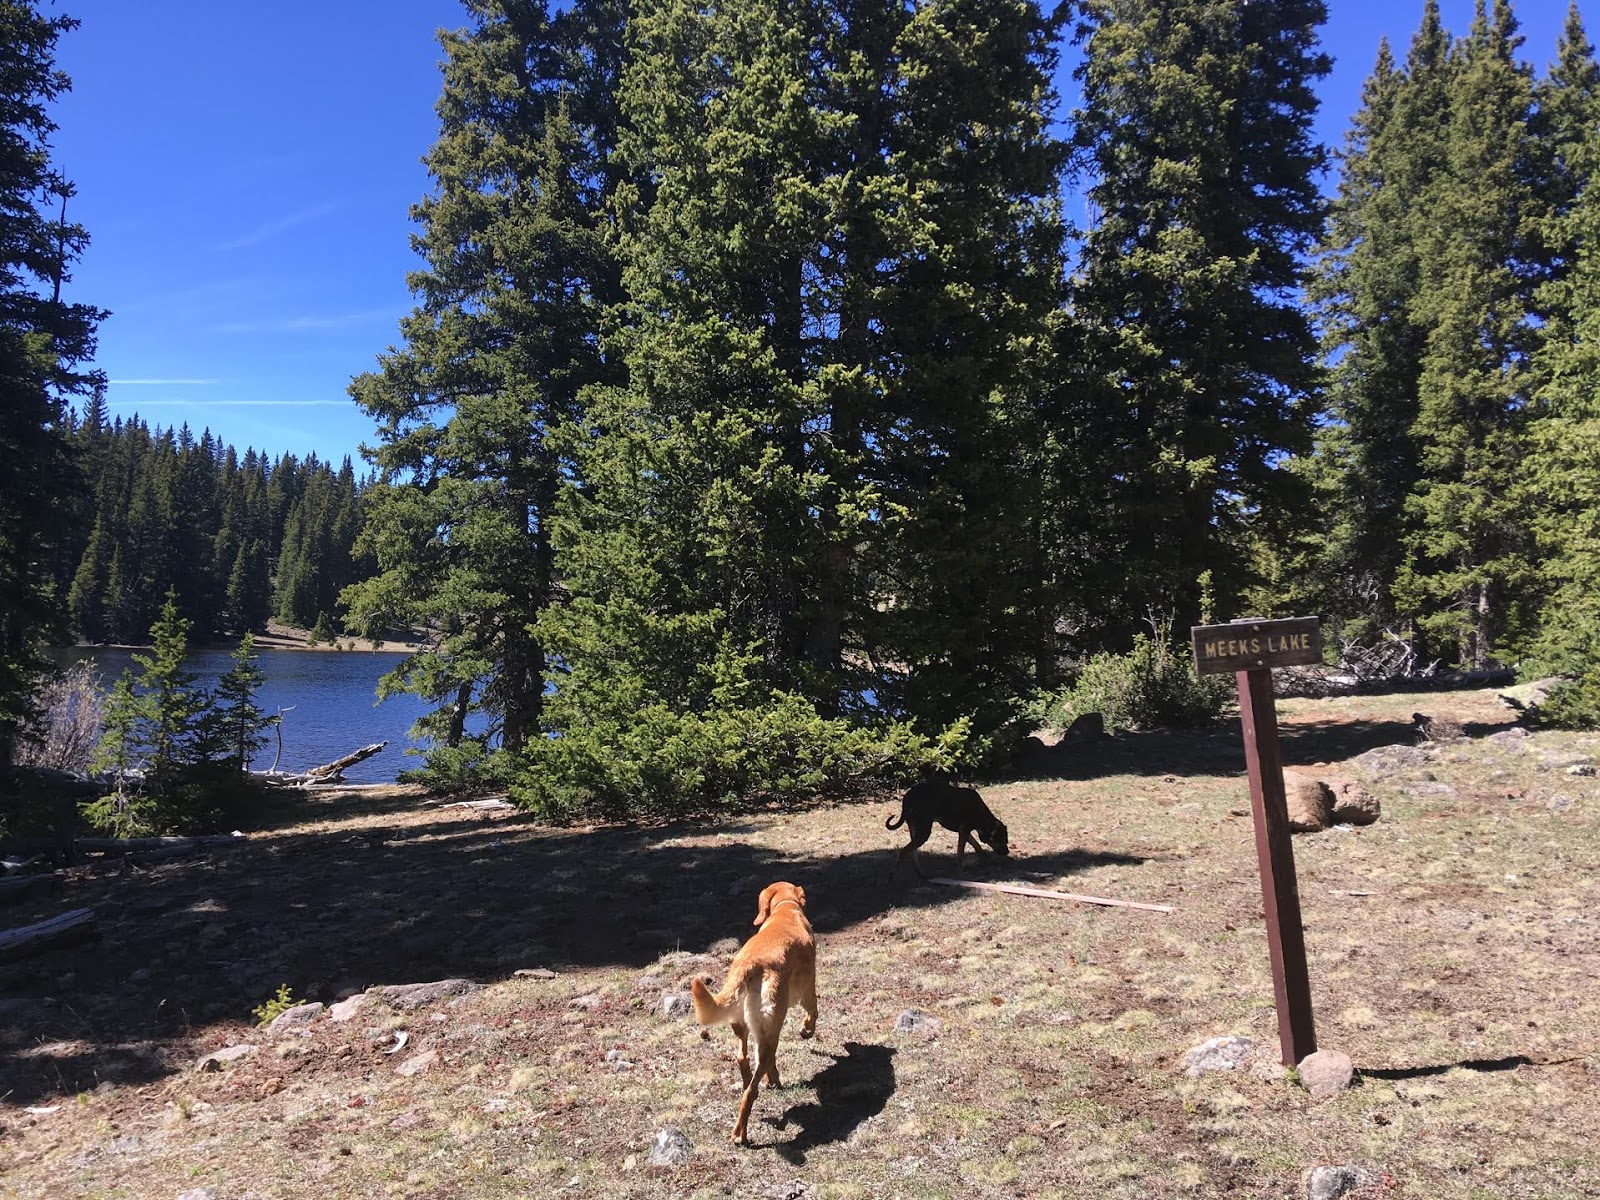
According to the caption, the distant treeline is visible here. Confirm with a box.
[55,397,371,644]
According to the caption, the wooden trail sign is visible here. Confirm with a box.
[1190,616,1322,675]
[1191,616,1321,1066]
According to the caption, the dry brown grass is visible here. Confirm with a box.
[3,687,1598,1199]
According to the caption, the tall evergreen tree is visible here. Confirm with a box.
[1521,5,1600,706]
[1394,0,1542,668]
[545,0,1065,753]
[0,1,104,769]
[1070,0,1330,641]
[348,0,627,758]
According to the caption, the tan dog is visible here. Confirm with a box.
[690,881,818,1145]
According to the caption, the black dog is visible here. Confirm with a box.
[886,779,1009,879]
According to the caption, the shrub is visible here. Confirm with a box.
[511,693,969,823]
[252,984,300,1027]
[403,738,514,795]
[1032,634,1233,733]
[1532,669,1600,731]
[15,659,103,773]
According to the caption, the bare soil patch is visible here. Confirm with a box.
[3,689,1597,1198]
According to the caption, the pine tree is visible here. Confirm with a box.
[348,0,626,761]
[1521,5,1600,717]
[200,631,273,770]
[548,0,1065,745]
[0,1,105,767]
[1071,0,1330,641]
[135,589,206,789]
[1394,0,1542,668]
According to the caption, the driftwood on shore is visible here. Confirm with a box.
[0,908,97,963]
[255,741,388,787]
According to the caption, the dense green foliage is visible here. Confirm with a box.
[1031,636,1233,734]
[87,592,272,834]
[0,1,104,769]
[61,410,371,643]
[1308,0,1600,696]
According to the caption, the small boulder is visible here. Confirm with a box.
[375,979,481,1011]
[647,1127,693,1167]
[176,1189,218,1200]
[657,991,693,1019]
[1297,1049,1355,1100]
[1487,728,1530,748]
[1283,771,1332,832]
[195,1044,256,1072]
[1351,744,1427,777]
[514,968,557,980]
[1181,1035,1252,1077]
[569,992,603,1011]
[328,993,372,1023]
[1064,712,1107,740]
[1303,1164,1383,1200]
[1326,778,1380,826]
[267,1002,324,1035]
[395,1049,439,1077]
[894,1009,943,1036]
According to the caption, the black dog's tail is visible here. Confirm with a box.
[885,808,905,830]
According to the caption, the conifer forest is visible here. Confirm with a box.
[6,0,1600,814]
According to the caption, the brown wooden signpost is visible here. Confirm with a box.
[1191,616,1323,1066]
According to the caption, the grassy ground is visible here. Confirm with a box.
[2,686,1597,1199]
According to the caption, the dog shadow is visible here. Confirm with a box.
[767,1041,896,1163]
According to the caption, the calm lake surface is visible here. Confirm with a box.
[55,648,434,782]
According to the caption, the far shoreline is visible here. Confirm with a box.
[69,625,426,657]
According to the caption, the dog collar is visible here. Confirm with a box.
[768,898,803,914]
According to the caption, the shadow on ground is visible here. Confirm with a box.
[0,794,1138,1104]
[999,714,1523,783]
[768,1041,897,1163]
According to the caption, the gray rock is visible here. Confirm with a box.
[569,992,603,1011]
[647,1127,693,1167]
[194,1044,256,1072]
[1487,728,1530,748]
[175,1190,217,1200]
[1297,1049,1355,1100]
[1327,779,1381,826]
[894,1009,942,1036]
[1566,764,1597,778]
[1548,794,1575,813]
[328,993,372,1022]
[1303,1164,1383,1200]
[395,1049,440,1077]
[375,979,481,1011]
[266,1002,324,1034]
[1181,1035,1253,1077]
[658,991,693,1019]
[1351,745,1427,777]
[1407,781,1457,797]
[604,1048,633,1070]
[514,968,557,980]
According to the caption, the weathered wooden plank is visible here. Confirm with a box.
[928,877,1174,913]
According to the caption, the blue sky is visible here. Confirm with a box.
[49,0,1596,464]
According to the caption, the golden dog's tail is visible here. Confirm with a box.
[690,975,742,1025]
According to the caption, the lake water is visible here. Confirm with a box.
[54,648,435,782]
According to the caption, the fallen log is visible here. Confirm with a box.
[75,835,244,853]
[440,798,514,812]
[929,877,1174,913]
[304,741,388,782]
[0,874,60,905]
[0,908,98,962]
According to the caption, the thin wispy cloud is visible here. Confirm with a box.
[109,377,219,386]
[215,202,338,251]
[214,307,393,335]
[119,399,351,408]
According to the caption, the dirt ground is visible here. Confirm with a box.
[2,686,1597,1199]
